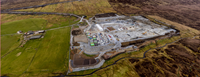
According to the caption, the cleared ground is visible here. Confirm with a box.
[68,15,200,76]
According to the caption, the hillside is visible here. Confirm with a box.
[108,0,200,30]
[1,0,70,10]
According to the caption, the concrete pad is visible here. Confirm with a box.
[74,35,88,43]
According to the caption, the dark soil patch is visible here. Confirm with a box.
[129,59,139,63]
[95,13,116,18]
[73,54,98,67]
[107,27,115,31]
[172,64,178,69]
[181,66,196,77]
[135,60,166,77]
[73,42,80,46]
[153,51,158,54]
[72,29,82,36]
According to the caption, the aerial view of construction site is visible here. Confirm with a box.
[69,13,179,72]
[1,0,200,77]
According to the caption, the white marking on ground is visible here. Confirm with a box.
[16,52,22,57]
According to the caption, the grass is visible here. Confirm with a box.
[1,27,71,76]
[73,26,79,28]
[1,13,76,76]
[1,14,78,29]
[27,27,71,72]
[1,18,47,35]
[83,52,96,57]
[1,39,42,76]
[1,35,21,56]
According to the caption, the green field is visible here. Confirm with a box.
[1,35,21,56]
[1,27,71,76]
[1,13,75,76]
[1,18,46,35]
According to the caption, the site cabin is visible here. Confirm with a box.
[90,42,95,46]
[27,31,34,35]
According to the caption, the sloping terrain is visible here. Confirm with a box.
[108,0,200,30]
[134,38,200,77]
[1,0,69,10]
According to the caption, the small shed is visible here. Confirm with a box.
[17,30,23,34]
[27,31,34,35]
[37,30,45,33]
[29,35,42,40]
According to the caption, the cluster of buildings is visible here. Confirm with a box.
[17,30,45,40]
[86,32,109,46]
[69,13,178,72]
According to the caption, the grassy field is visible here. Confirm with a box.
[1,35,21,56]
[1,18,46,35]
[1,39,42,76]
[1,27,71,76]
[1,12,76,76]
[1,14,78,29]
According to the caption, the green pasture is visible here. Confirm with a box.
[1,27,71,76]
[1,18,47,35]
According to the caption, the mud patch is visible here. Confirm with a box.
[129,59,139,63]
[72,29,82,36]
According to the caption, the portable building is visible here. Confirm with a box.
[93,37,97,40]
[90,42,95,46]
[30,35,42,40]
[95,24,103,31]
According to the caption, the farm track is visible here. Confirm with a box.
[1,0,83,12]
